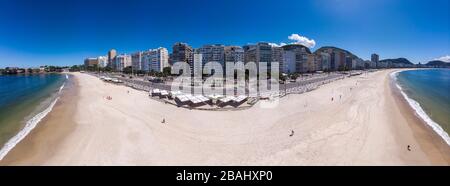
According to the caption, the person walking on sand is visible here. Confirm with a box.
[162,118,165,124]
[289,130,294,137]
[407,145,411,151]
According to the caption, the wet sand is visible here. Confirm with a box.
[389,72,450,164]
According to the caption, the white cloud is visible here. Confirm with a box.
[434,55,450,62]
[287,34,316,48]
[268,43,280,47]
[268,42,287,47]
[267,34,315,48]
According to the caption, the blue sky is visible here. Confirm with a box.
[0,0,448,67]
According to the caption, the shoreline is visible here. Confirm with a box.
[0,74,77,165]
[0,74,68,161]
[389,69,450,164]
[1,69,448,165]
[391,69,450,146]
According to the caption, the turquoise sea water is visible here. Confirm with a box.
[396,69,450,144]
[0,73,65,158]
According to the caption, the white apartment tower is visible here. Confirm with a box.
[114,54,132,71]
[97,56,108,68]
[142,47,169,72]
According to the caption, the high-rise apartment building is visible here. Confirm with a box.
[306,54,317,72]
[282,50,296,73]
[316,52,331,71]
[97,56,108,68]
[272,47,284,72]
[114,54,132,71]
[196,44,225,71]
[131,52,143,71]
[108,49,117,68]
[243,42,272,64]
[84,57,99,67]
[371,53,379,68]
[171,42,193,66]
[142,47,169,72]
[281,44,311,73]
[171,42,194,74]
[224,46,244,63]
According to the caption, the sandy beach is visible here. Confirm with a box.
[1,69,449,165]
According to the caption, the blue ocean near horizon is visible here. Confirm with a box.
[0,74,64,113]
[396,69,450,139]
[0,73,65,156]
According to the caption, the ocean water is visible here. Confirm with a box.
[395,69,450,145]
[0,73,66,160]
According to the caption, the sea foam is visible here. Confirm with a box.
[0,83,64,160]
[59,83,65,94]
[391,71,450,146]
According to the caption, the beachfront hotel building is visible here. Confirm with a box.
[224,46,245,63]
[355,58,365,69]
[156,47,169,71]
[170,42,193,65]
[314,46,363,71]
[345,55,353,70]
[195,44,226,73]
[170,42,194,74]
[142,47,169,72]
[281,44,311,73]
[282,50,296,73]
[131,51,143,71]
[84,57,99,67]
[377,60,389,68]
[350,58,358,69]
[114,54,132,71]
[243,42,273,64]
[243,42,274,74]
[97,56,108,68]
[306,54,317,72]
[316,52,331,71]
[371,53,379,68]
[330,51,345,70]
[108,49,117,68]
[337,51,346,70]
[272,46,284,73]
[364,60,376,69]
[243,45,256,64]
[224,46,245,76]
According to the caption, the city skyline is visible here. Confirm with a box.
[0,0,449,68]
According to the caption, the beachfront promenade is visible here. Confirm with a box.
[86,71,363,110]
[90,72,349,94]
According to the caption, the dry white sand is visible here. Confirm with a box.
[2,69,449,165]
